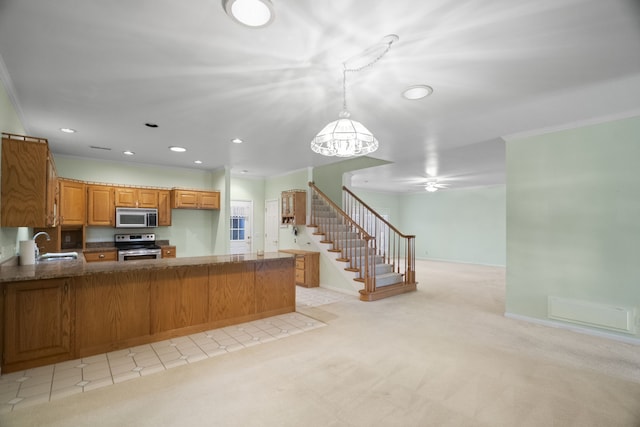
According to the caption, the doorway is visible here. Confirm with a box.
[230,200,253,254]
[264,199,279,252]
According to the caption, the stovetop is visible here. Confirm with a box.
[114,233,158,250]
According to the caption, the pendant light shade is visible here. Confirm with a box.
[310,111,379,157]
[310,35,398,158]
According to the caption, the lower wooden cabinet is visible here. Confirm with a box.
[84,249,117,262]
[1,256,295,372]
[280,250,320,287]
[160,245,176,258]
[2,278,73,371]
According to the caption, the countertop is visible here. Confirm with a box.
[0,252,294,283]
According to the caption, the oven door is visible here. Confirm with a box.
[118,249,162,262]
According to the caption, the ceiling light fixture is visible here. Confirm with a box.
[311,35,398,158]
[402,85,433,100]
[60,128,76,133]
[194,160,203,164]
[123,150,135,156]
[223,0,274,28]
[169,146,187,152]
[231,138,243,144]
[425,183,439,192]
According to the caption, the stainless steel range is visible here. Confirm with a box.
[115,233,162,261]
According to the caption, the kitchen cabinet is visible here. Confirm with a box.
[279,250,320,287]
[171,189,220,210]
[76,270,151,356]
[1,133,58,227]
[59,179,86,225]
[158,189,172,226]
[0,254,295,372]
[2,278,73,371]
[281,190,306,225]
[84,249,117,262]
[160,245,176,258]
[87,184,115,226]
[115,187,158,208]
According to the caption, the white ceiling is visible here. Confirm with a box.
[1,0,639,193]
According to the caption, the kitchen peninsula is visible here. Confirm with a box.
[0,253,295,373]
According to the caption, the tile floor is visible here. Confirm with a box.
[0,286,349,413]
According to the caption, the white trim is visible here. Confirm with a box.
[504,312,640,346]
[502,110,640,142]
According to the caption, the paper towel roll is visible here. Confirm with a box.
[19,240,36,265]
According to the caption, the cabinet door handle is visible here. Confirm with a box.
[99,254,105,259]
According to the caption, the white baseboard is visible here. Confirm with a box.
[504,312,640,345]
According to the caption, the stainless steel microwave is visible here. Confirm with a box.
[115,208,158,228]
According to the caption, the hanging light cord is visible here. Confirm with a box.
[341,35,398,114]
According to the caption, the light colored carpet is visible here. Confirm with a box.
[1,260,639,426]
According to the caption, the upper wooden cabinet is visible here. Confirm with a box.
[115,187,158,208]
[158,189,172,226]
[59,179,86,226]
[171,189,220,210]
[281,190,306,225]
[1,133,58,227]
[87,185,115,226]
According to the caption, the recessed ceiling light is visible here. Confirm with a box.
[194,160,203,164]
[60,128,76,133]
[231,138,243,144]
[123,150,135,156]
[145,123,159,128]
[169,146,187,152]
[402,85,433,100]
[223,0,274,28]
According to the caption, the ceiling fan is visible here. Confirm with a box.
[421,178,449,192]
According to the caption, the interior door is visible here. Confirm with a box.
[264,199,279,252]
[230,200,252,254]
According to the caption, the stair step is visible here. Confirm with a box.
[375,272,404,287]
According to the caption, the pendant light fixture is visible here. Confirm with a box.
[311,35,399,158]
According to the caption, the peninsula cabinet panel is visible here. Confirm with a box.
[87,185,114,226]
[209,263,255,321]
[151,266,209,334]
[75,271,151,356]
[255,258,296,314]
[3,278,72,371]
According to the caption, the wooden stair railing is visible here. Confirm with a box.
[342,186,416,285]
[308,182,378,294]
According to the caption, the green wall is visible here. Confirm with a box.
[312,157,390,205]
[506,115,640,339]
[357,186,506,266]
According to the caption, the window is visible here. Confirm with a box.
[230,216,246,241]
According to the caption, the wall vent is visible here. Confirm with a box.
[548,296,636,334]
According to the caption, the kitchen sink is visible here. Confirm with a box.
[37,252,79,262]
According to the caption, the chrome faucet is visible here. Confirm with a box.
[33,231,51,258]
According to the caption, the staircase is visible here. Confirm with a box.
[308,182,417,301]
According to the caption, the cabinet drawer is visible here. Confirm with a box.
[295,257,305,270]
[295,269,305,284]
[84,250,117,262]
[161,246,176,258]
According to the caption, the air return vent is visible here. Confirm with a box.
[89,146,112,151]
[548,296,636,334]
